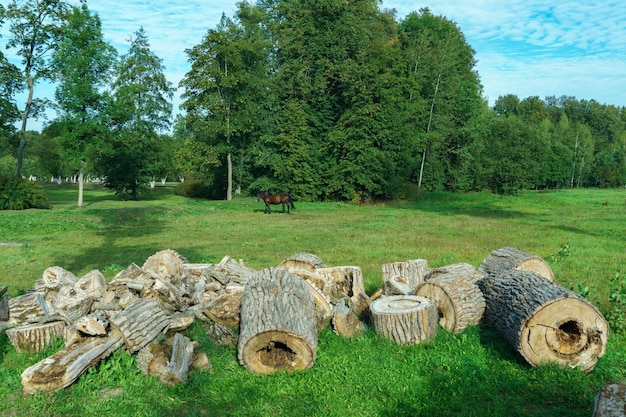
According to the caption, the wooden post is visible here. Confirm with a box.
[238,268,317,374]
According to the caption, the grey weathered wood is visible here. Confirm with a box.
[109,298,170,353]
[6,321,65,353]
[332,298,365,338]
[479,247,554,281]
[370,295,439,345]
[42,266,77,289]
[206,321,238,346]
[238,267,317,374]
[427,262,483,283]
[477,270,608,371]
[160,333,194,385]
[0,294,9,321]
[201,289,243,327]
[76,311,109,336]
[316,266,371,316]
[278,252,327,272]
[8,292,52,327]
[381,259,429,290]
[142,249,188,283]
[593,383,626,417]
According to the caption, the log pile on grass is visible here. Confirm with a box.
[0,246,611,395]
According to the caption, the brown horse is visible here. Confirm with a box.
[257,191,295,214]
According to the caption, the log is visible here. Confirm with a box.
[479,247,554,281]
[238,267,317,374]
[278,252,326,272]
[0,294,9,321]
[381,275,414,296]
[160,333,194,386]
[73,270,107,300]
[415,274,485,334]
[8,292,53,327]
[76,311,109,336]
[201,256,257,286]
[332,298,365,338]
[593,383,626,417]
[206,321,238,346]
[109,298,170,353]
[427,262,483,283]
[381,259,429,290]
[201,289,244,327]
[6,321,65,353]
[109,263,156,291]
[42,266,77,289]
[21,330,125,395]
[52,286,94,323]
[370,295,439,345]
[316,266,371,317]
[302,278,333,333]
[142,249,188,283]
[477,270,608,372]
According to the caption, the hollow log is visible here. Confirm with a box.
[278,252,326,272]
[142,249,188,283]
[427,262,483,283]
[381,259,429,290]
[316,266,370,317]
[477,270,608,372]
[42,266,77,289]
[238,267,317,374]
[370,295,438,345]
[415,274,485,334]
[21,330,125,395]
[479,247,554,281]
[6,321,65,353]
[109,298,170,353]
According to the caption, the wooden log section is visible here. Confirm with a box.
[278,252,326,272]
[21,330,125,395]
[593,383,626,417]
[160,333,195,386]
[479,247,554,281]
[415,274,485,334]
[332,298,365,338]
[8,292,53,327]
[109,298,170,353]
[42,266,77,289]
[427,262,483,283]
[316,266,371,317]
[142,249,188,283]
[381,259,429,290]
[238,267,317,374]
[477,270,608,372]
[370,295,438,345]
[6,321,65,353]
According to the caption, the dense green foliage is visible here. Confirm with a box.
[0,185,625,416]
[1,1,625,203]
[0,176,50,209]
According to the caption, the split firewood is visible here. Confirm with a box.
[152,276,188,312]
[278,252,327,272]
[479,247,554,281]
[21,330,125,395]
[200,289,244,327]
[109,298,170,353]
[316,266,371,317]
[381,259,429,290]
[238,268,317,374]
[370,295,439,345]
[42,266,77,289]
[109,263,156,292]
[52,286,94,323]
[76,311,109,336]
[206,321,238,346]
[477,270,608,372]
[6,321,65,353]
[142,249,188,283]
[73,270,107,300]
[288,268,332,297]
[8,292,53,327]
[332,298,365,338]
[302,278,333,333]
[136,340,170,377]
[169,311,195,332]
[381,275,414,296]
[160,333,195,386]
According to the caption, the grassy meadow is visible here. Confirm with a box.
[0,183,625,416]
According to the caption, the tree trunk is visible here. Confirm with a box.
[6,321,66,353]
[381,259,429,290]
[479,247,554,281]
[593,383,626,417]
[370,295,438,345]
[427,262,483,283]
[16,75,34,178]
[477,270,608,372]
[21,330,125,395]
[78,162,84,208]
[416,274,485,334]
[237,268,317,374]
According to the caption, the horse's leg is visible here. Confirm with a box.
[266,202,271,214]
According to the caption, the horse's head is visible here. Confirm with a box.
[257,191,268,202]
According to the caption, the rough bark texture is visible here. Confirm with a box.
[201,290,244,327]
[477,270,608,371]
[8,292,52,326]
[370,295,439,345]
[381,259,429,290]
[160,333,194,386]
[278,253,327,272]
[6,321,66,353]
[593,383,626,417]
[238,268,317,374]
[110,298,170,353]
[479,247,554,281]
[332,298,365,338]
[415,274,485,334]
[427,262,483,283]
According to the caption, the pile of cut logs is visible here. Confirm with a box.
[0,247,610,397]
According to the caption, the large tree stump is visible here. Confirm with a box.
[316,266,370,317]
[6,321,65,353]
[278,252,326,272]
[110,298,170,353]
[479,247,554,281]
[415,273,485,334]
[381,259,429,290]
[370,295,438,345]
[238,267,317,374]
[22,331,125,394]
[477,270,608,371]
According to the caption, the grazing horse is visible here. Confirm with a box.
[257,191,295,214]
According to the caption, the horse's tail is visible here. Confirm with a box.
[288,194,295,210]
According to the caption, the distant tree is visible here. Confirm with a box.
[0,0,70,178]
[52,2,117,207]
[98,27,173,200]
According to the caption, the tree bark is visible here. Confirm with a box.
[6,321,65,353]
[160,333,195,386]
[238,268,317,374]
[381,259,428,290]
[479,247,554,281]
[109,298,170,353]
[370,295,438,345]
[278,252,327,272]
[427,262,483,283]
[316,266,370,317]
[593,383,626,417]
[477,270,608,372]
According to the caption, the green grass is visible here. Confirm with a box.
[1,183,625,416]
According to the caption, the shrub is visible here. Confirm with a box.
[0,177,51,210]
[174,180,211,199]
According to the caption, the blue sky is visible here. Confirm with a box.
[4,0,626,131]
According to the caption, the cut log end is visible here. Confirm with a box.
[370,295,439,345]
[238,330,315,374]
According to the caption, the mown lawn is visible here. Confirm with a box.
[0,184,624,417]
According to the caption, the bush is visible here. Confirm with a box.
[0,177,51,210]
[174,180,212,199]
